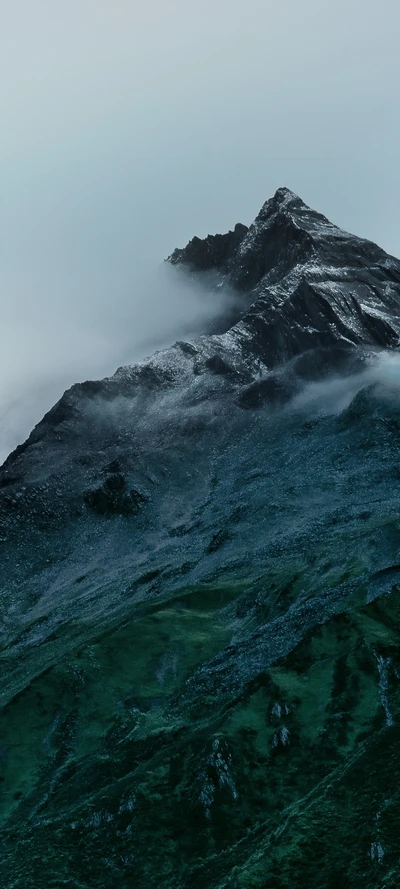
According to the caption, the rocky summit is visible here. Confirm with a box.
[1,189,400,888]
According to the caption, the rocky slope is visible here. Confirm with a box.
[1,189,400,888]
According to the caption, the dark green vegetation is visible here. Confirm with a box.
[2,381,400,887]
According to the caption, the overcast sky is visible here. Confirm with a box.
[1,0,400,459]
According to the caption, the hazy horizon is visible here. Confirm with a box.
[1,0,400,461]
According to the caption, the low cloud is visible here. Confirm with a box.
[291,351,400,416]
[0,261,229,464]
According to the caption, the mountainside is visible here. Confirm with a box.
[2,189,400,888]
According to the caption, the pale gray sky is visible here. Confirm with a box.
[1,0,400,458]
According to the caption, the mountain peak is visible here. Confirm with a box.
[167,188,400,369]
[167,187,333,285]
[262,185,307,212]
[252,186,334,237]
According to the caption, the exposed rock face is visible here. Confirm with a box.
[84,468,147,516]
[168,222,248,271]
[169,186,400,368]
[2,189,400,888]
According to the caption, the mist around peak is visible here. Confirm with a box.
[0,260,234,464]
[290,350,400,417]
